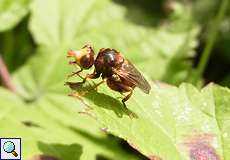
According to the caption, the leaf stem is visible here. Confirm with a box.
[193,0,229,84]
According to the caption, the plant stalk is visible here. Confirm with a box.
[194,0,229,84]
[0,55,16,93]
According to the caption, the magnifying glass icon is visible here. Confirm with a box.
[3,141,18,157]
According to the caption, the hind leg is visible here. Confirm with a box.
[107,79,135,118]
[122,88,133,108]
[120,87,137,118]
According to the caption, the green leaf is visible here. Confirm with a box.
[213,85,230,160]
[0,0,30,32]
[73,82,230,160]
[0,88,138,160]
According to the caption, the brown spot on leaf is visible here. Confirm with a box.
[189,144,219,160]
[29,155,59,160]
[184,133,220,160]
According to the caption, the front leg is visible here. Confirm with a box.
[75,79,105,96]
[69,61,77,65]
[67,68,83,79]
[80,70,100,84]
[65,70,100,89]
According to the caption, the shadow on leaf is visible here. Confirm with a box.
[37,142,82,160]
[69,126,120,151]
[65,81,138,118]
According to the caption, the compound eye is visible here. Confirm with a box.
[80,54,94,69]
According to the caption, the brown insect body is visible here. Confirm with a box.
[107,76,135,92]
[66,45,151,115]
[94,48,124,77]
[94,48,143,93]
[95,49,131,92]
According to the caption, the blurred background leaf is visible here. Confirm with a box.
[0,19,35,72]
[0,0,30,32]
[0,0,33,72]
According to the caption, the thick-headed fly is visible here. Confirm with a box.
[66,44,151,115]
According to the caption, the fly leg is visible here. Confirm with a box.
[68,61,84,79]
[69,61,77,65]
[67,79,104,101]
[67,68,84,79]
[121,87,137,118]
[79,70,100,84]
[65,70,100,90]
[106,78,137,118]
[122,88,133,112]
[80,79,105,96]
[122,89,133,106]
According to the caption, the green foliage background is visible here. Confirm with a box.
[0,0,229,160]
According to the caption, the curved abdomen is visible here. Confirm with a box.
[106,77,135,93]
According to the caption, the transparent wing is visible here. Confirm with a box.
[113,61,151,94]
